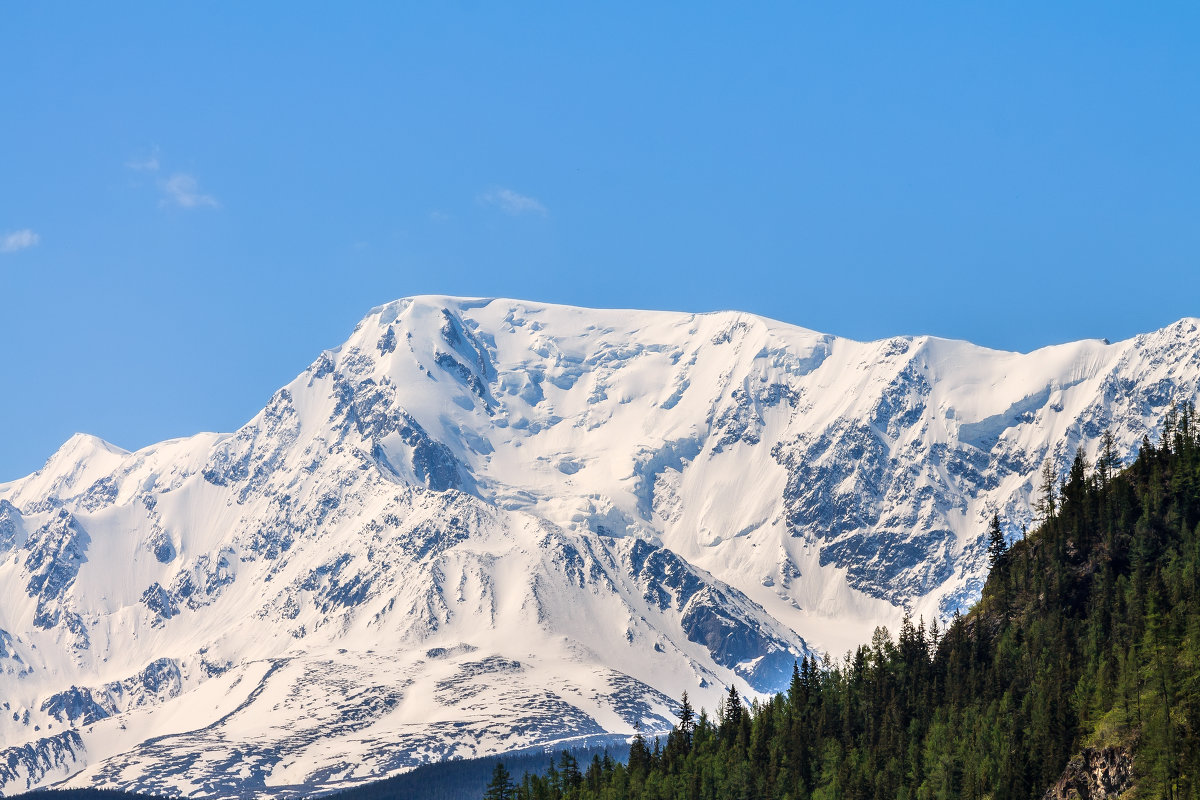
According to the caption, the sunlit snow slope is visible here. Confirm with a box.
[1,297,1198,797]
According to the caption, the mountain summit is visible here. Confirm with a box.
[1,297,1197,797]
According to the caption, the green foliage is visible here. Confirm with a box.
[484,762,516,800]
[987,512,1008,571]
[499,404,1200,800]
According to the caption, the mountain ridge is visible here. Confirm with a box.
[1,297,1197,797]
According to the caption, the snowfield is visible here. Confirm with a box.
[1,296,1197,796]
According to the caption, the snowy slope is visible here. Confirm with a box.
[1,296,1197,797]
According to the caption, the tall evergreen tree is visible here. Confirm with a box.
[483,762,515,800]
[676,691,696,751]
[987,512,1008,570]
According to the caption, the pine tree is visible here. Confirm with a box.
[628,721,652,780]
[483,762,515,800]
[1036,458,1059,524]
[720,683,744,743]
[1097,429,1120,488]
[987,512,1008,570]
[788,661,802,710]
[557,751,581,794]
[677,691,696,751]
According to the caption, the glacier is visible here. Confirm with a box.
[0,296,1197,796]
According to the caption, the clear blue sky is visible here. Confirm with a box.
[2,2,1198,481]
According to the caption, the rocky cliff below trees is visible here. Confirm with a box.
[1043,747,1134,800]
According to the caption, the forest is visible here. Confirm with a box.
[485,405,1200,800]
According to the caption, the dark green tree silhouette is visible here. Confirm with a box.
[483,762,514,800]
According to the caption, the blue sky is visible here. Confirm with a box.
[2,3,1198,480]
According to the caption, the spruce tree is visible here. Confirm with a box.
[1036,458,1059,524]
[987,512,1008,570]
[677,691,696,750]
[483,762,514,800]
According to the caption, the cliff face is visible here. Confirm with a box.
[1043,747,1133,800]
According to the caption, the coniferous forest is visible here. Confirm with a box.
[484,405,1200,800]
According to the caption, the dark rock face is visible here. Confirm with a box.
[22,509,89,629]
[624,539,803,692]
[78,476,119,512]
[626,539,706,612]
[399,417,461,492]
[201,388,301,502]
[40,686,111,726]
[439,307,496,382]
[818,529,955,598]
[1043,746,1133,800]
[377,326,397,355]
[133,658,182,698]
[0,628,23,668]
[394,515,471,561]
[301,554,373,613]
[771,409,984,603]
[0,499,22,552]
[0,730,84,792]
[773,420,892,541]
[432,307,497,411]
[39,658,183,726]
[141,582,179,624]
[711,383,800,452]
[170,550,237,610]
[242,522,295,561]
[679,594,797,690]
[330,373,462,492]
[148,527,177,564]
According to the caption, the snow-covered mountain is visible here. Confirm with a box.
[1,296,1198,797]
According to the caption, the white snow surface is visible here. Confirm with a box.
[1,296,1198,797]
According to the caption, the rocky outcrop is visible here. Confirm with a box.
[0,730,84,792]
[1043,746,1133,800]
[40,657,183,726]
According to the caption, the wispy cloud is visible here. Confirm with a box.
[1,229,39,253]
[124,149,161,172]
[160,173,219,209]
[479,187,547,217]
[126,151,219,210]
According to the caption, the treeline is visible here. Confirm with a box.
[486,405,1200,800]
[326,745,627,800]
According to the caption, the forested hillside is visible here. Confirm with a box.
[492,405,1200,800]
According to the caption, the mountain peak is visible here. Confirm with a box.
[2,300,1199,797]
[57,432,128,458]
